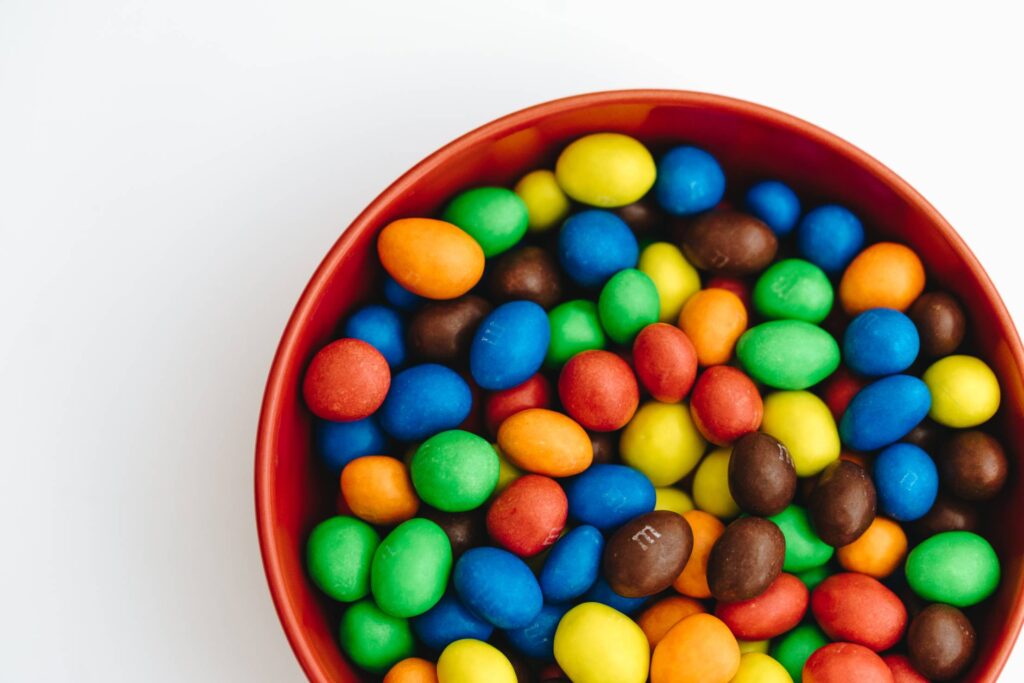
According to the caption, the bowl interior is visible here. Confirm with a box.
[256,90,1024,683]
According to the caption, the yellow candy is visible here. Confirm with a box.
[639,242,702,322]
[555,133,656,208]
[554,602,650,683]
[737,640,770,655]
[693,448,740,519]
[493,445,524,495]
[730,653,793,683]
[621,401,707,486]
[514,169,570,232]
[761,391,840,476]
[656,487,695,515]
[923,355,1001,428]
[437,639,515,683]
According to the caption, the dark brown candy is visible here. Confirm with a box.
[938,430,1008,501]
[908,292,967,358]
[615,199,665,236]
[419,507,486,558]
[589,431,616,464]
[909,493,980,540]
[728,432,797,516]
[903,418,945,452]
[807,460,877,547]
[706,516,785,602]
[908,604,977,680]
[487,246,562,310]
[407,295,491,363]
[679,210,778,276]
[603,510,693,598]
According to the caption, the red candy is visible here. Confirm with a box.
[812,573,907,652]
[804,643,894,683]
[882,654,930,683]
[558,350,640,431]
[486,474,567,557]
[484,373,553,435]
[302,338,390,421]
[632,323,699,402]
[715,573,808,640]
[705,275,752,312]
[820,366,867,421]
[689,366,763,446]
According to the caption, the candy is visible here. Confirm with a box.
[412,593,494,651]
[306,516,379,602]
[303,338,390,421]
[745,180,801,236]
[707,517,785,602]
[564,463,656,530]
[738,640,771,654]
[655,145,726,216]
[582,576,648,614]
[796,205,865,274]
[922,354,1000,428]
[689,366,763,446]
[796,564,831,591]
[380,364,472,441]
[339,599,416,674]
[907,604,977,680]
[378,218,485,299]
[693,448,740,518]
[486,475,567,557]
[637,595,706,647]
[487,246,563,309]
[910,492,979,539]
[752,258,833,323]
[837,516,907,578]
[505,603,569,660]
[680,210,778,276]
[558,350,639,431]
[598,268,660,344]
[483,373,552,435]
[839,242,926,316]
[732,652,794,683]
[420,508,486,559]
[715,573,809,640]
[384,274,424,311]
[411,430,499,512]
[819,367,867,422]
[371,519,452,618]
[881,654,929,683]
[812,573,907,650]
[905,531,1000,607]
[437,639,517,683]
[497,408,593,477]
[673,509,725,598]
[617,199,664,235]
[632,323,698,402]
[650,613,740,683]
[620,401,707,486]
[470,300,550,390]
[839,375,932,451]
[558,210,640,287]
[771,623,829,683]
[604,510,694,597]
[807,460,876,546]
[938,430,1008,500]
[737,320,840,390]
[443,187,528,257]
[728,432,797,517]
[384,657,438,683]
[908,291,966,358]
[638,242,701,322]
[556,133,656,208]
[554,602,651,683]
[769,505,834,572]
[315,416,387,473]
[454,547,543,629]
[843,308,920,376]
[341,456,420,525]
[344,304,406,367]
[873,443,938,521]
[407,296,492,364]
[655,487,694,515]
[802,643,893,683]
[678,288,748,366]
[545,299,607,366]
[761,391,840,477]
[515,169,570,232]
[539,525,604,602]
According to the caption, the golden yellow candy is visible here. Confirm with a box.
[620,401,707,486]
[554,602,650,683]
[731,652,793,683]
[492,445,523,496]
[655,487,695,515]
[692,448,740,519]
[555,133,656,208]
[737,640,770,655]
[761,391,839,477]
[923,355,1001,428]
[437,639,515,683]
[514,169,570,232]
[639,242,702,322]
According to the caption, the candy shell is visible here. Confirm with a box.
[378,217,485,299]
[443,186,528,257]
[922,355,1000,428]
[655,146,726,216]
[620,401,706,486]
[556,133,656,208]
[554,602,651,683]
[638,242,701,322]
[515,169,570,232]
[437,639,516,683]
[303,338,391,422]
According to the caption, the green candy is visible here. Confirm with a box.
[443,186,529,257]
[753,258,834,323]
[546,299,607,366]
[598,268,660,345]
[796,563,832,591]
[769,505,834,572]
[371,518,452,617]
[306,515,379,602]
[771,623,829,683]
[737,320,840,389]
[411,430,499,512]
[905,531,1000,607]
[339,599,415,674]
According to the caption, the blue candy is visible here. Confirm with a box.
[412,592,494,651]
[314,416,387,474]
[470,301,550,390]
[843,308,920,377]
[797,205,866,273]
[539,525,604,603]
[654,146,725,216]
[383,274,423,311]
[583,576,648,615]
[745,180,802,236]
[343,304,406,367]
[873,443,939,521]
[379,364,472,441]
[558,210,639,287]
[453,547,543,629]
[503,603,568,660]
[564,464,656,530]
[839,375,932,451]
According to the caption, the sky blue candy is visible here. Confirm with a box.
[564,464,656,530]
[411,592,494,651]
[745,180,801,236]
[383,274,423,311]
[314,416,387,474]
[539,525,604,603]
[797,205,866,273]
[379,364,472,441]
[454,547,543,629]
[470,301,550,390]
[874,443,939,521]
[583,576,648,615]
[503,603,569,660]
[843,308,920,376]
[654,146,725,216]
[343,304,406,367]
[839,375,932,451]
[558,210,639,287]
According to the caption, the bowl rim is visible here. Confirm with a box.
[255,88,1024,682]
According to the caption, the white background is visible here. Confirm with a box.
[2,1,1023,680]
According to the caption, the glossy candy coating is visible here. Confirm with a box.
[411,430,499,512]
[554,602,651,683]
[488,246,563,309]
[539,525,604,602]
[556,133,657,208]
[729,432,797,516]
[839,375,932,451]
[604,510,694,597]
[443,187,529,257]
[732,653,794,683]
[564,464,656,530]
[497,408,593,477]
[380,364,472,441]
[680,210,778,276]
[650,613,740,683]
[811,573,907,651]
[745,179,801,236]
[637,596,706,647]
[678,288,748,366]
[303,338,390,422]
[753,258,833,323]
[707,516,786,602]
[836,516,907,578]
[486,475,567,557]
[383,657,438,683]
[807,460,876,546]
[716,573,809,640]
[796,205,865,274]
[315,416,387,473]
[371,519,452,618]
[908,291,966,358]
[341,456,419,525]
[558,209,639,287]
[407,296,492,364]
[689,366,763,446]
[515,169,570,232]
[420,508,487,560]
[907,604,977,680]
[693,448,741,519]
[874,443,938,521]
[620,401,706,486]
[505,603,569,660]
[339,600,416,674]
[839,242,926,316]
[412,593,494,652]
[306,516,379,602]
[655,145,726,216]
[437,639,517,683]
[453,547,543,629]
[638,242,701,322]
[546,299,607,366]
[655,487,695,515]
[922,355,1000,428]
[344,304,406,367]
[769,505,834,573]
[737,320,840,390]
[843,308,920,376]
[673,509,726,598]
[771,623,829,683]
[378,218,485,299]
[598,268,660,345]
[558,350,639,431]
[483,373,552,435]
[939,430,1008,500]
[582,576,648,615]
[470,301,551,391]
[761,392,840,477]
[632,323,698,402]
[904,531,1000,607]
[802,643,893,683]
[882,654,929,683]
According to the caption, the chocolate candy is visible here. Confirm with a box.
[807,460,876,547]
[589,431,616,464]
[938,430,1008,501]
[902,418,944,452]
[908,291,967,358]
[707,517,785,602]
[603,510,694,598]
[487,246,563,309]
[908,604,976,680]
[616,199,665,235]
[420,507,486,558]
[909,493,979,539]
[728,432,796,516]
[407,295,492,363]
[680,210,778,276]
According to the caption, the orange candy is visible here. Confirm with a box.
[678,288,748,366]
[377,217,485,299]
[673,510,726,598]
[340,455,420,525]
[839,242,926,316]
[837,516,908,578]
[637,595,706,647]
[651,613,741,683]
[384,657,438,683]
[496,408,593,477]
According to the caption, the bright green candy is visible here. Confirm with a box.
[546,299,607,366]
[753,259,834,323]
[306,515,379,602]
[737,320,840,390]
[598,268,660,345]
[443,187,529,257]
[796,563,832,591]
[768,505,833,572]
[771,623,828,683]
[905,531,1000,607]
[371,518,452,617]
[411,430,499,512]
[339,599,415,673]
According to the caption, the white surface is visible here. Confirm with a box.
[2,1,1023,680]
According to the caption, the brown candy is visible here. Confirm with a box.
[589,431,617,464]
[603,510,693,598]
[616,199,665,236]
[407,295,491,363]
[728,432,797,516]
[419,507,486,558]
[903,418,945,452]
[706,516,785,602]
[487,246,562,310]
[938,431,1008,501]
[807,460,877,547]
[908,604,977,680]
[908,292,967,358]
[679,210,778,276]
[909,493,980,540]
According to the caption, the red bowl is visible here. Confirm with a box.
[256,90,1024,682]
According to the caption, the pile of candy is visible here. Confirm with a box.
[301,132,1008,683]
